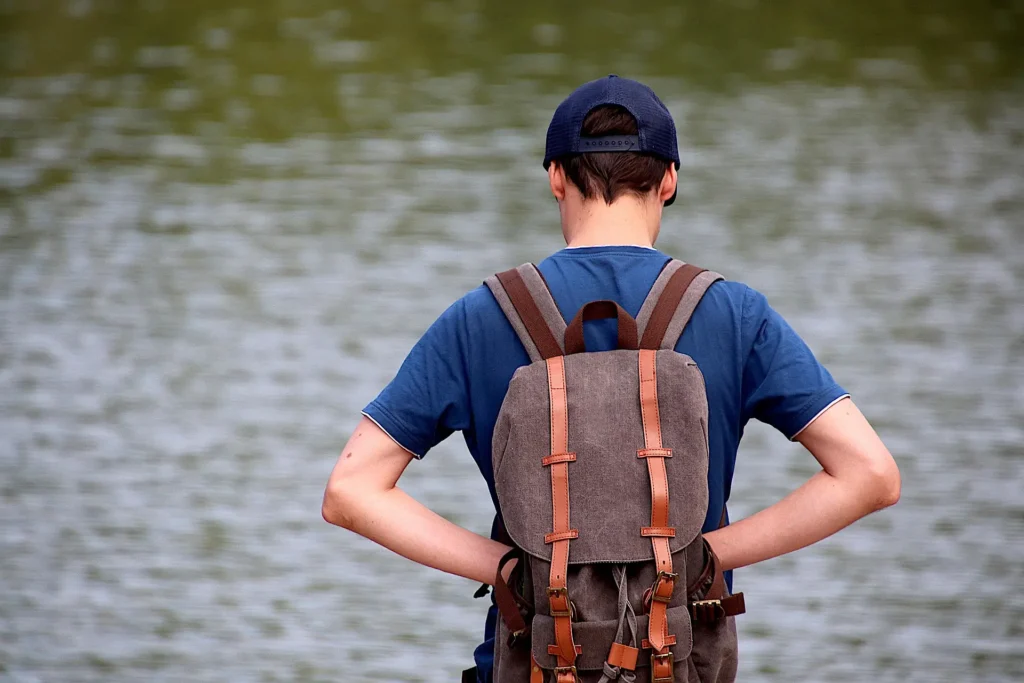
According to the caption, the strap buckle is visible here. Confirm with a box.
[547,586,574,619]
[651,651,674,682]
[650,570,678,604]
[507,626,528,648]
[553,665,579,682]
[690,598,726,622]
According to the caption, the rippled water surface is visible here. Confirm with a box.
[2,2,1023,682]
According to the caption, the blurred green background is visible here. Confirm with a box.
[1,1,1022,682]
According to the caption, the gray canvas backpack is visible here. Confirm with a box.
[478,260,745,683]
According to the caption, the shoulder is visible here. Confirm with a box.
[419,284,502,333]
[456,283,505,327]
[691,277,760,326]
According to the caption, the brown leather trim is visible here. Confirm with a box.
[548,356,568,455]
[639,264,705,349]
[641,635,678,649]
[686,540,714,597]
[657,270,724,351]
[636,447,673,459]
[638,350,663,452]
[518,264,568,349]
[531,654,544,683]
[547,644,583,656]
[542,452,577,466]
[638,349,676,655]
[545,356,578,667]
[641,527,676,538]
[493,550,528,645]
[635,259,683,340]
[690,593,746,622]
[544,530,579,543]
[564,300,638,355]
[496,268,564,360]
[607,643,639,671]
[652,651,674,683]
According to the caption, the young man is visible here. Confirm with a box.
[322,76,901,681]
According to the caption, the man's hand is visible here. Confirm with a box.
[322,417,510,585]
[704,397,900,571]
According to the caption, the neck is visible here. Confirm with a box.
[562,196,659,248]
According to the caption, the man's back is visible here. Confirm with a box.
[365,245,845,533]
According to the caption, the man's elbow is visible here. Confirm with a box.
[867,455,901,511]
[321,480,359,530]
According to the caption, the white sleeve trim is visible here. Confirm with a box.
[360,411,424,459]
[789,394,851,441]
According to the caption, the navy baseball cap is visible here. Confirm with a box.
[543,75,681,205]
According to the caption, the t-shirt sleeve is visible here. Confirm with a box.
[362,297,472,458]
[740,287,849,439]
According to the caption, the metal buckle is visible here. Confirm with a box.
[691,598,725,621]
[506,626,528,648]
[553,665,579,682]
[651,570,678,604]
[651,651,675,682]
[547,587,574,618]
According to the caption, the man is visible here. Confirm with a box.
[322,75,901,681]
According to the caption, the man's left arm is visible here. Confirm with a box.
[704,396,900,571]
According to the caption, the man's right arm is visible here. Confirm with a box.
[705,396,900,571]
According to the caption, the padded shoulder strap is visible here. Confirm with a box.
[484,264,567,362]
[638,259,724,350]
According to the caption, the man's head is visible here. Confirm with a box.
[543,76,681,245]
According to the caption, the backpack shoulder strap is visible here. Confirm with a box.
[484,264,567,362]
[637,259,724,350]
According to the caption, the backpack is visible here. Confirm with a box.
[479,259,745,683]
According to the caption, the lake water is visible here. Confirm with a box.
[1,2,1023,681]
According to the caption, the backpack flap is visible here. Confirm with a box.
[492,349,710,564]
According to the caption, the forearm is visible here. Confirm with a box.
[705,469,884,572]
[325,483,510,585]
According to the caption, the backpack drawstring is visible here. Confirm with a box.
[598,565,638,683]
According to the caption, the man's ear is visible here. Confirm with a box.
[659,165,678,203]
[548,162,567,201]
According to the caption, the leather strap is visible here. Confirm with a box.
[639,264,705,349]
[690,593,746,623]
[493,549,528,647]
[494,267,564,360]
[564,300,638,355]
[637,349,676,657]
[635,259,683,337]
[531,654,544,683]
[607,643,639,671]
[545,356,579,669]
[686,538,746,624]
[642,634,678,649]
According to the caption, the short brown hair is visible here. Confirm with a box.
[554,105,671,204]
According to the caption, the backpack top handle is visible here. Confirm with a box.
[564,300,639,354]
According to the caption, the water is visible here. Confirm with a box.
[2,2,1023,681]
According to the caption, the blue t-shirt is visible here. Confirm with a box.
[363,246,847,682]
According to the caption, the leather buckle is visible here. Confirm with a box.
[553,665,579,682]
[651,570,678,604]
[651,651,674,682]
[690,598,726,622]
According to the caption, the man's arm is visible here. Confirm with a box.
[321,416,510,585]
[704,397,900,571]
